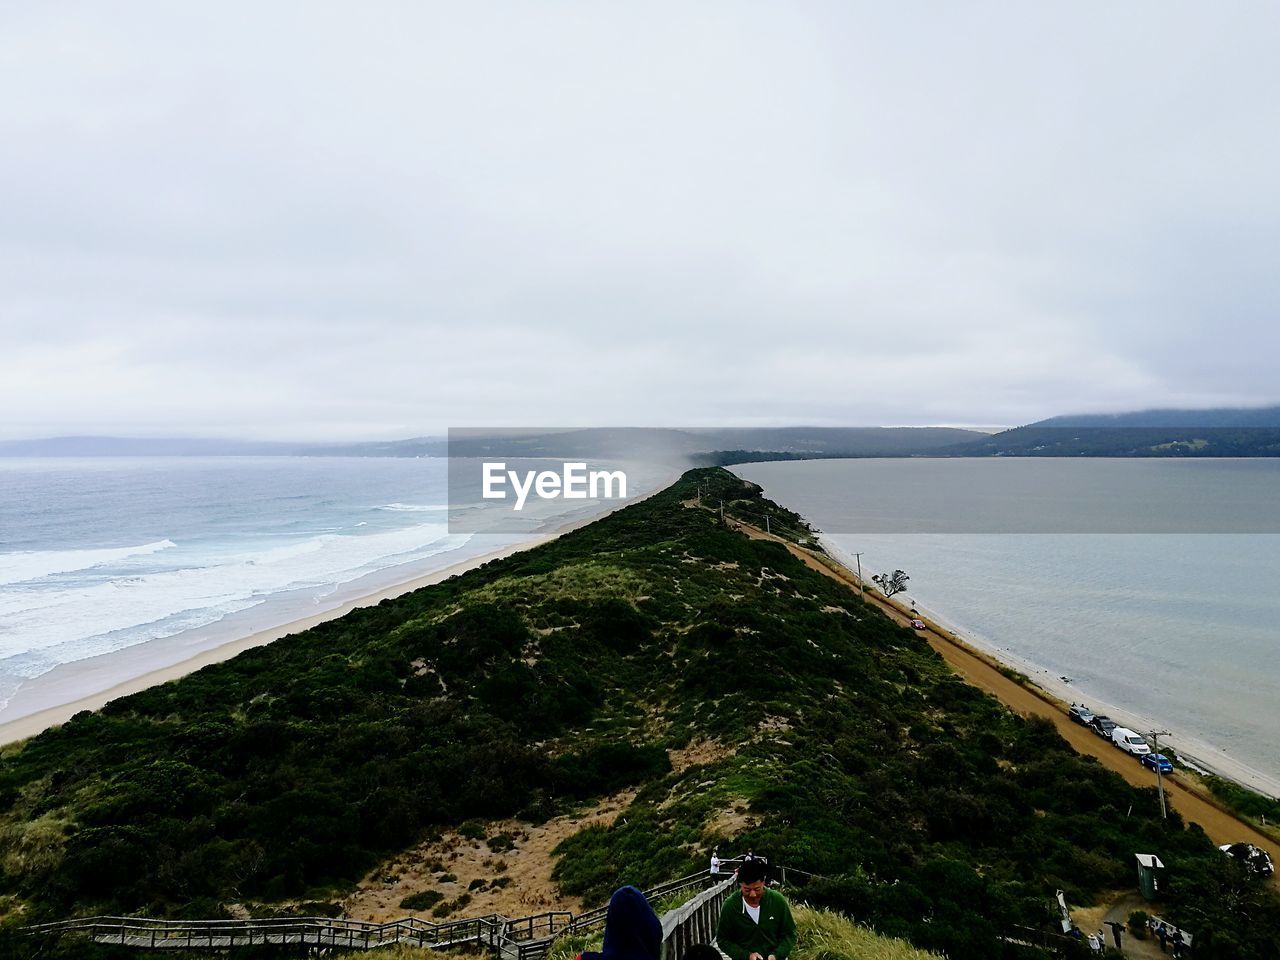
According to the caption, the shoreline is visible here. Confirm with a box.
[915,605,1280,799]
[0,539,532,745]
[0,475,679,746]
[730,515,1280,868]
[817,538,1280,800]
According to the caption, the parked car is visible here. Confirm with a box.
[1219,843,1276,877]
[1090,715,1118,739]
[1068,704,1095,726]
[1141,753,1174,774]
[1112,727,1152,756]
[909,619,926,630]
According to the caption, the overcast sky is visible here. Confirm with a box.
[2,3,1278,440]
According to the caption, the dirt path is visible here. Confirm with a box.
[732,519,1280,880]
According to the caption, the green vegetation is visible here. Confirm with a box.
[1201,773,1280,839]
[948,425,1280,457]
[399,889,444,911]
[719,481,821,547]
[546,929,602,960]
[791,904,941,960]
[0,469,1277,960]
[547,903,943,960]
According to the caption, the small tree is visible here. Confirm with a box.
[871,569,910,598]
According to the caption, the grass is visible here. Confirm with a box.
[791,904,942,960]
[1196,772,1280,842]
[350,948,482,960]
[546,902,941,960]
[546,930,603,960]
[653,889,700,916]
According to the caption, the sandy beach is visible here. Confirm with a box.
[0,538,533,745]
[0,476,678,747]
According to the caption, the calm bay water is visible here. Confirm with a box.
[733,459,1280,789]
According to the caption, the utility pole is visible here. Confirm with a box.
[765,515,771,536]
[719,500,724,524]
[853,552,864,598]
[1150,730,1171,819]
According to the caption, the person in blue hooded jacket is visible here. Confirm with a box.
[577,885,663,960]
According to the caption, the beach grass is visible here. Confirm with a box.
[544,904,942,960]
[546,929,602,960]
[1198,772,1280,842]
[791,904,942,960]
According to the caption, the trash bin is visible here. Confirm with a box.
[1135,854,1164,900]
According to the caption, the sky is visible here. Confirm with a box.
[2,2,1278,441]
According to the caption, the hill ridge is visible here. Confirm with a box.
[1,469,1277,959]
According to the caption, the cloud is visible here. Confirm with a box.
[2,2,1278,439]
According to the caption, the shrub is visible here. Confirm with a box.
[487,832,516,852]
[400,890,445,911]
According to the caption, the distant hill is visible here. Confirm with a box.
[10,410,1280,461]
[0,427,987,461]
[942,406,1280,457]
[1033,406,1280,429]
[352,427,987,462]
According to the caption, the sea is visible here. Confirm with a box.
[0,456,667,726]
[732,458,1280,794]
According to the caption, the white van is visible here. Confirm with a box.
[1112,727,1151,756]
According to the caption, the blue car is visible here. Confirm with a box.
[1142,753,1174,774]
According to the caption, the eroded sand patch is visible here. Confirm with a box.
[344,739,734,922]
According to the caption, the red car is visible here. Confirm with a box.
[910,619,926,630]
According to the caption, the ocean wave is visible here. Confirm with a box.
[0,523,468,665]
[0,540,176,586]
[375,503,452,512]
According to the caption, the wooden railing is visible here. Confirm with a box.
[22,912,509,951]
[21,868,728,956]
[659,877,735,960]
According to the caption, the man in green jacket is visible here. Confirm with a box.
[716,859,797,960]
